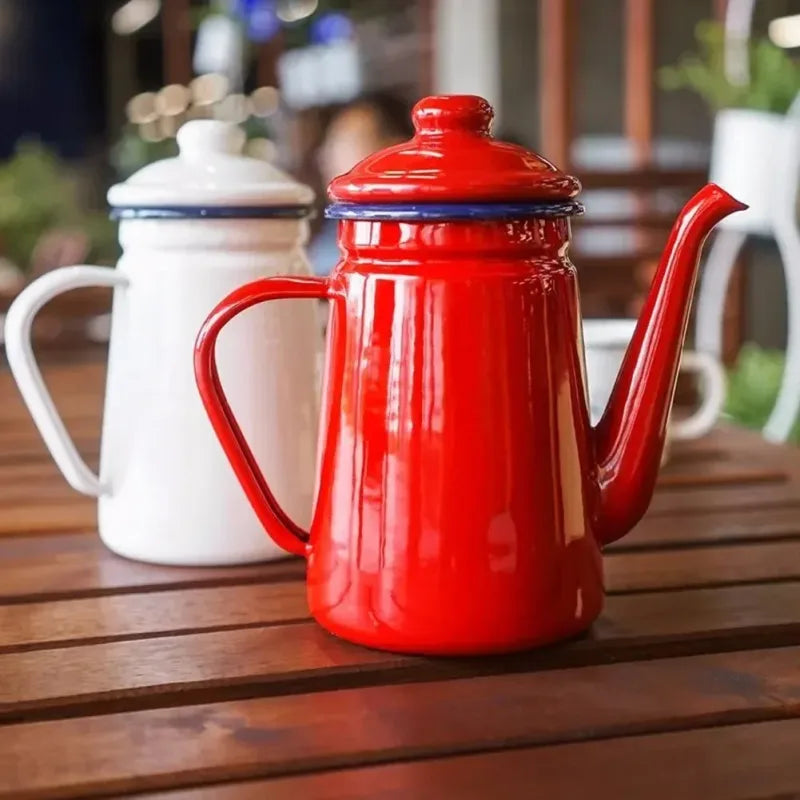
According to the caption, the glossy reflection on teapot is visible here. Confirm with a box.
[195,95,746,655]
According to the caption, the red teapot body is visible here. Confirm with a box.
[195,96,745,655]
[311,215,603,653]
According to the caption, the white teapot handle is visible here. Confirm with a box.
[4,266,129,496]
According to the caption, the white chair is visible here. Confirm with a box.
[694,0,800,442]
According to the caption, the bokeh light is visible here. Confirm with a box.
[250,86,280,117]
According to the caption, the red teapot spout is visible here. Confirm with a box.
[593,183,746,545]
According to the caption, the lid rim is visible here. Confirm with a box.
[110,204,314,221]
[325,200,584,222]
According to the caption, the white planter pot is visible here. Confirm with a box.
[709,108,785,235]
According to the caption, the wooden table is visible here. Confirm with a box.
[3,361,800,799]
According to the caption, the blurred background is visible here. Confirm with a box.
[0,0,799,436]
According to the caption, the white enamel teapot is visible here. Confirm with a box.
[4,120,321,566]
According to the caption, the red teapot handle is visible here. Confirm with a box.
[194,276,330,559]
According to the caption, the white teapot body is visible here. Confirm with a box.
[4,122,321,565]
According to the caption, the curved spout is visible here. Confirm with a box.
[593,184,746,545]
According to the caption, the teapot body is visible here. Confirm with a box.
[99,218,320,565]
[194,96,746,654]
[5,119,321,566]
[308,217,604,653]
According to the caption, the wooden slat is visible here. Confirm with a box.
[0,480,95,506]
[606,540,800,593]
[1,361,800,798]
[0,501,96,536]
[0,533,304,603]
[0,438,98,467]
[0,361,104,389]
[657,463,784,489]
[680,425,800,476]
[1,487,799,606]
[0,286,111,316]
[648,480,798,516]
[656,439,787,487]
[0,582,308,653]
[1,645,799,799]
[619,504,800,550]
[139,719,800,800]
[5,579,800,722]
[0,621,407,722]
[0,531,97,559]
[0,365,105,421]
[0,461,75,484]
[0,390,102,425]
[0,490,797,598]
[2,536,800,655]
[0,417,99,447]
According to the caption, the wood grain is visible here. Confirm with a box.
[2,646,800,799]
[5,580,800,722]
[648,479,798,516]
[3,501,800,606]
[0,621,408,721]
[0,534,304,603]
[658,465,785,489]
[140,719,800,800]
[606,539,800,592]
[0,501,95,537]
[614,504,800,550]
[0,582,309,653]
[0,410,93,443]
[4,360,800,798]
[0,439,98,468]
[3,535,800,654]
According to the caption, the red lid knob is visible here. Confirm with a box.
[412,95,493,135]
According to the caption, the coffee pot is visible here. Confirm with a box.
[5,120,321,566]
[195,96,745,653]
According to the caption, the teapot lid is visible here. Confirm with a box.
[326,95,582,217]
[107,120,314,219]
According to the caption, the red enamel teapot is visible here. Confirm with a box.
[195,95,745,655]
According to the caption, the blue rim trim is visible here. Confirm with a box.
[324,200,584,221]
[110,205,313,220]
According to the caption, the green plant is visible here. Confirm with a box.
[659,20,800,113]
[0,141,117,271]
[724,343,800,443]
